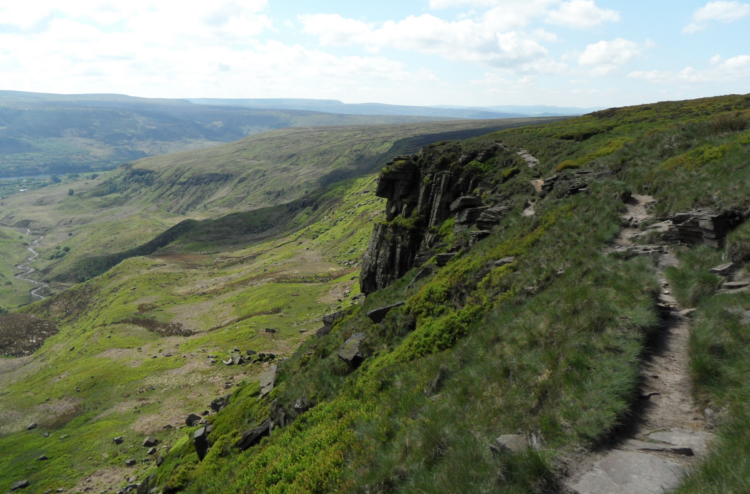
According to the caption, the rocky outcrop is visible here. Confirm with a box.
[236,419,271,451]
[366,302,405,323]
[361,143,520,294]
[664,210,743,248]
[338,333,366,368]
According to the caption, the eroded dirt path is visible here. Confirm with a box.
[566,195,713,494]
[14,229,47,301]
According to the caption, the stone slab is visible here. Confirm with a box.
[648,430,713,458]
[569,451,683,494]
[621,439,693,456]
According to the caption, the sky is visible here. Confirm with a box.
[0,0,748,108]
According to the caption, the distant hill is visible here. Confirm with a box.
[188,98,528,119]
[0,91,449,178]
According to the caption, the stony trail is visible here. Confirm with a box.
[566,195,714,494]
[14,229,47,302]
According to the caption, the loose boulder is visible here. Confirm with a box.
[125,459,137,467]
[147,447,157,455]
[490,434,528,455]
[38,455,48,461]
[186,413,201,427]
[113,436,124,445]
[26,423,37,431]
[709,262,735,276]
[210,394,231,413]
[366,302,405,324]
[259,365,278,398]
[235,418,271,451]
[142,436,157,448]
[11,480,29,491]
[193,425,213,461]
[317,310,344,339]
[338,333,366,369]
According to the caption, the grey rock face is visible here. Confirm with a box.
[366,302,405,324]
[408,265,435,288]
[235,418,271,451]
[666,210,743,248]
[450,196,484,212]
[259,365,278,398]
[338,333,366,368]
[569,451,683,494]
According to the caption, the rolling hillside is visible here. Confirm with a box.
[0,91,450,178]
[2,94,750,494]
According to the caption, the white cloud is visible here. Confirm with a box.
[577,38,650,76]
[628,54,750,83]
[545,0,620,28]
[301,6,569,74]
[684,1,750,33]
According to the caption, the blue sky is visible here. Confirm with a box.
[0,0,748,108]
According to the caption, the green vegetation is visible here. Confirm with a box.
[2,93,750,493]
[0,227,34,307]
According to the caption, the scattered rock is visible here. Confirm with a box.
[193,425,212,461]
[469,230,491,247]
[621,439,693,456]
[210,394,231,413]
[492,257,515,268]
[259,365,278,398]
[679,308,697,318]
[709,262,736,276]
[232,353,244,366]
[146,447,157,455]
[569,451,683,494]
[517,149,539,168]
[186,413,201,427]
[435,253,456,267]
[235,419,271,451]
[156,456,165,467]
[26,423,37,431]
[293,399,311,413]
[10,480,29,491]
[222,357,234,366]
[142,436,157,448]
[38,454,49,461]
[723,280,750,290]
[43,431,50,438]
[317,310,344,339]
[124,459,136,467]
[490,434,527,455]
[113,436,124,445]
[337,333,367,369]
[366,302,405,323]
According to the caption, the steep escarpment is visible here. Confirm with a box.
[361,141,541,293]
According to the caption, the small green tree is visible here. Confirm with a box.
[50,175,61,184]
[68,189,74,196]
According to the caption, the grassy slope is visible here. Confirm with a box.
[2,94,750,493]
[152,93,750,494]
[0,175,383,493]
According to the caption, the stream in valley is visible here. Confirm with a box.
[14,229,48,302]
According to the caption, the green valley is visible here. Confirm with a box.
[2,93,750,494]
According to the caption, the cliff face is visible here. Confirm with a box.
[360,142,527,294]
